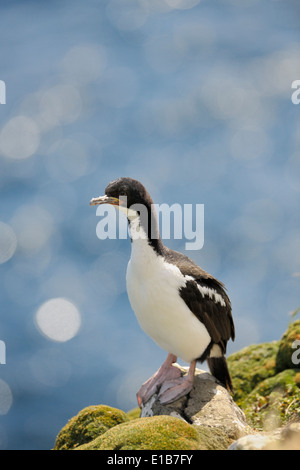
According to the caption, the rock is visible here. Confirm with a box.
[229,422,300,450]
[228,433,281,450]
[140,364,251,449]
[76,415,201,450]
[273,422,300,450]
[53,405,130,450]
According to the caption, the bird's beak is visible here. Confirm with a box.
[90,195,122,206]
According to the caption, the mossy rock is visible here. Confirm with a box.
[54,405,130,450]
[76,415,202,450]
[239,369,300,430]
[227,321,300,430]
[228,341,279,404]
[54,320,300,450]
[276,320,300,372]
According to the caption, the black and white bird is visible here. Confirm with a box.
[90,177,235,406]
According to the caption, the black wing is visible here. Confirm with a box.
[164,247,235,356]
[180,278,234,353]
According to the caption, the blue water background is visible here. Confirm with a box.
[0,0,299,449]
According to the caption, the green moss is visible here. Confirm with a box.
[53,405,130,450]
[294,372,300,388]
[276,320,300,372]
[227,321,300,431]
[76,415,201,450]
[126,407,141,420]
[239,369,300,430]
[228,341,279,403]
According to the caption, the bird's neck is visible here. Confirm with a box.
[128,204,164,257]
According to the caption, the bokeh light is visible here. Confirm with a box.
[0,222,17,264]
[0,380,13,416]
[10,205,54,258]
[45,138,89,182]
[35,298,81,343]
[61,45,107,85]
[0,116,40,160]
[39,84,82,130]
[165,0,202,10]
[106,0,149,32]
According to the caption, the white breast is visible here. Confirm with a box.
[126,235,211,364]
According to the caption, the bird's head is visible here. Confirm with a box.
[90,177,161,246]
[90,177,153,217]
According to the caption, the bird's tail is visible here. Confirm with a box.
[207,356,234,394]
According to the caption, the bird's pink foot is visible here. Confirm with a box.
[136,353,181,407]
[158,375,194,404]
[157,360,196,404]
